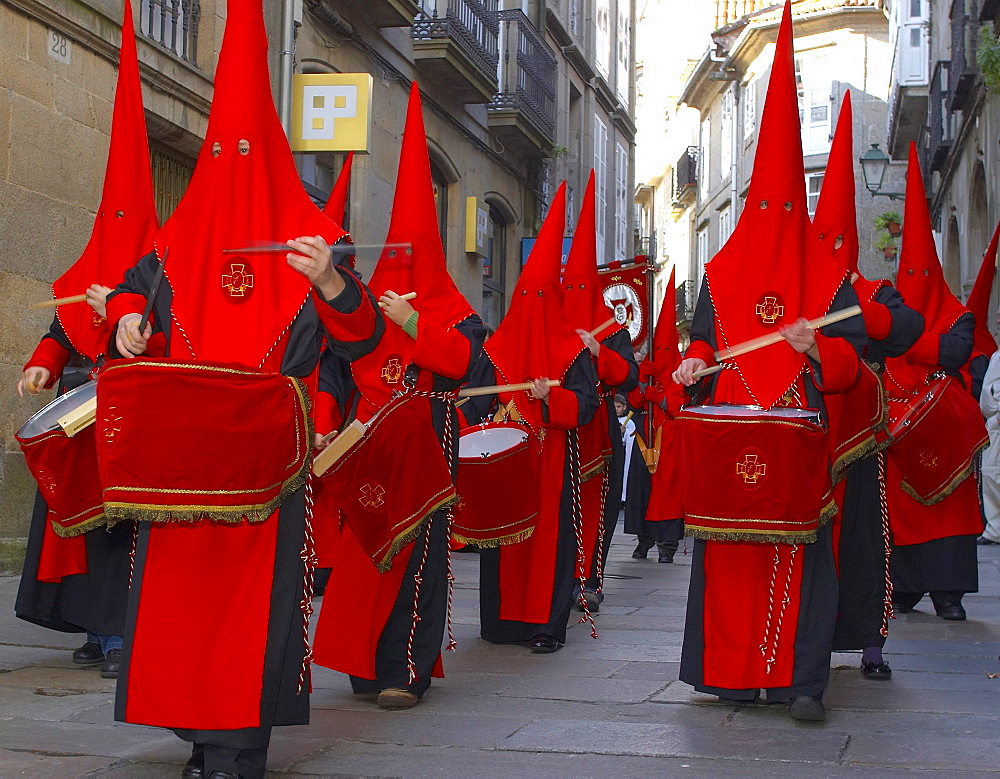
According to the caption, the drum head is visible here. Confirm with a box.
[17,381,97,439]
[684,404,820,422]
[458,425,529,458]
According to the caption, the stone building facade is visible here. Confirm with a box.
[0,0,636,566]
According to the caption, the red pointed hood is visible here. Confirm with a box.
[485,184,585,430]
[155,0,345,367]
[812,91,859,276]
[704,0,846,409]
[53,0,158,361]
[323,151,354,226]
[886,143,969,390]
[649,268,682,380]
[349,84,475,407]
[966,219,1000,357]
[563,170,623,340]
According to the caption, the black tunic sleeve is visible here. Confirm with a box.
[603,328,640,393]
[458,356,499,426]
[871,286,924,361]
[939,313,975,374]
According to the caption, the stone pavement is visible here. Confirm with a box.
[1,530,999,777]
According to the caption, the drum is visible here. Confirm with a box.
[678,404,833,544]
[887,376,988,505]
[828,360,889,483]
[16,381,105,537]
[454,421,539,547]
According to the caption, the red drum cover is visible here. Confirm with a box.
[321,393,457,572]
[96,359,312,526]
[454,421,539,548]
[828,360,889,483]
[17,424,104,537]
[887,376,988,505]
[678,406,834,544]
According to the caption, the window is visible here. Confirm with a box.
[696,226,709,293]
[430,160,449,250]
[596,0,611,79]
[570,0,579,37]
[150,144,194,224]
[615,142,629,262]
[795,55,832,155]
[594,116,608,263]
[719,206,731,247]
[720,88,733,179]
[742,79,756,141]
[699,116,711,198]
[897,0,929,85]
[806,172,824,216]
[616,3,631,106]
[482,207,507,331]
[139,0,201,64]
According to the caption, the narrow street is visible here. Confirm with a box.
[1,529,998,776]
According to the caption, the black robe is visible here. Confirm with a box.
[107,253,382,752]
[833,285,923,650]
[15,320,131,640]
[462,351,599,644]
[679,278,866,701]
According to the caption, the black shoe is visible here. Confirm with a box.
[977,535,999,545]
[656,542,676,563]
[789,695,826,722]
[100,648,122,678]
[892,592,922,614]
[182,747,205,779]
[935,601,966,621]
[72,641,105,665]
[632,541,653,559]
[861,660,892,680]
[206,773,240,779]
[529,634,561,654]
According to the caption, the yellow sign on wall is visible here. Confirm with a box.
[465,197,489,256]
[290,73,373,152]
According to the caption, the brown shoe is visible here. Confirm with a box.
[376,688,419,709]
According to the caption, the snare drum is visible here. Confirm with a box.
[678,404,833,544]
[887,376,988,505]
[454,421,539,547]
[16,381,104,537]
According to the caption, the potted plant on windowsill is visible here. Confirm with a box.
[875,211,902,237]
[875,230,898,259]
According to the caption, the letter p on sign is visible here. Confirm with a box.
[291,74,374,153]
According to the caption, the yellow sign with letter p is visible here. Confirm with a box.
[291,73,373,152]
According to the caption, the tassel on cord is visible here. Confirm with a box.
[297,474,317,694]
[878,450,895,636]
[569,430,598,639]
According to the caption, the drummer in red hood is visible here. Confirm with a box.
[672,1,866,722]
[460,183,600,654]
[882,143,984,623]
[311,84,486,711]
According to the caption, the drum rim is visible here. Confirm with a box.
[16,380,97,439]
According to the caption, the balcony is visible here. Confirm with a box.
[139,0,201,64]
[487,10,557,154]
[949,0,980,112]
[671,146,698,211]
[411,0,499,104]
[926,61,955,172]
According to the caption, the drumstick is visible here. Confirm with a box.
[458,379,561,398]
[690,305,863,380]
[30,294,87,309]
[590,316,618,337]
[377,291,417,309]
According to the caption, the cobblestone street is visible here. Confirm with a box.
[1,529,999,776]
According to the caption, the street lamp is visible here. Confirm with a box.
[859,143,905,200]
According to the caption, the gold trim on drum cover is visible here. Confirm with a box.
[451,526,534,548]
[898,436,989,506]
[451,512,540,534]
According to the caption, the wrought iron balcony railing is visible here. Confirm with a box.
[488,9,557,141]
[671,146,698,205]
[926,60,954,172]
[139,0,200,64]
[412,0,500,81]
[948,0,980,112]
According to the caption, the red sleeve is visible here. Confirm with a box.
[665,382,687,416]
[627,386,645,408]
[25,338,71,388]
[644,381,665,406]
[105,292,149,329]
[313,391,343,437]
[313,274,378,343]
[811,333,860,393]
[411,320,472,379]
[906,332,939,365]
[597,346,630,386]
[543,386,580,430]
[685,339,716,367]
[859,299,892,341]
